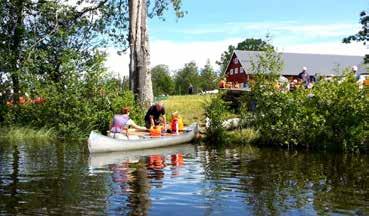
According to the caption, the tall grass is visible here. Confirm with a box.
[0,126,57,142]
[163,95,214,124]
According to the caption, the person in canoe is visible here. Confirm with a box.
[169,111,184,134]
[144,101,166,129]
[109,107,147,138]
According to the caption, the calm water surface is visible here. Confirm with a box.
[1,140,369,215]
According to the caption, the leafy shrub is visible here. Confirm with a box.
[204,96,228,145]
[2,54,142,138]
[244,73,369,152]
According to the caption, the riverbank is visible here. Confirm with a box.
[0,126,56,142]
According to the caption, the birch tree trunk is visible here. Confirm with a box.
[9,0,25,101]
[129,0,153,107]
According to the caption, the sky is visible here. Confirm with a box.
[105,0,369,77]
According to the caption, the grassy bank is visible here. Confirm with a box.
[164,94,259,145]
[163,95,214,124]
[0,127,57,142]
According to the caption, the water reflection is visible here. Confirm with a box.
[104,148,188,215]
[1,140,369,215]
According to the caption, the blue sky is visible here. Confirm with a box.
[106,0,369,75]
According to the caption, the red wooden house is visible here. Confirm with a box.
[224,50,365,86]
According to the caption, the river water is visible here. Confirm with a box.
[1,140,369,215]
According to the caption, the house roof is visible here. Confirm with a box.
[233,50,366,76]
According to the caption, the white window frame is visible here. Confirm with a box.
[240,67,244,73]
[235,68,238,74]
[230,69,234,75]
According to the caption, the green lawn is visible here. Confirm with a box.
[163,95,214,125]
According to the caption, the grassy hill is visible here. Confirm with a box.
[162,95,214,125]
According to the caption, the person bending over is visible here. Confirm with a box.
[144,101,166,129]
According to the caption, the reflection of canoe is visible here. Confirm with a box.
[89,143,196,168]
[88,123,199,153]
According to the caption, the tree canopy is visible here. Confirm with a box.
[199,60,218,91]
[343,10,369,63]
[0,0,185,99]
[0,0,186,135]
[174,62,199,95]
[151,64,175,96]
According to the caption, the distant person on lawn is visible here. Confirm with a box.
[144,101,166,129]
[188,84,193,94]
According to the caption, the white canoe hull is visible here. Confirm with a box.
[88,123,199,153]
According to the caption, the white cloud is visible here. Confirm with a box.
[103,48,130,77]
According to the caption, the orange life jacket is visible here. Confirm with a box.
[150,126,162,137]
[171,117,179,134]
[171,153,184,166]
[148,155,165,169]
[171,117,184,133]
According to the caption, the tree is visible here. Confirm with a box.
[128,0,185,105]
[151,64,174,96]
[216,38,274,75]
[0,0,185,105]
[174,62,199,95]
[199,60,218,91]
[0,0,111,100]
[129,0,152,105]
[0,0,28,100]
[343,10,369,63]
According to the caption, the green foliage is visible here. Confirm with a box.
[151,64,175,96]
[199,60,218,91]
[343,10,369,63]
[0,0,186,99]
[244,71,369,152]
[159,60,220,95]
[174,62,200,95]
[228,48,369,152]
[2,52,140,138]
[204,96,227,145]
[227,129,260,146]
[0,0,185,138]
[216,38,275,74]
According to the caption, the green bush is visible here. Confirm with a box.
[2,54,142,138]
[243,73,369,152]
[204,95,228,145]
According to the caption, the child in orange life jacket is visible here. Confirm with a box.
[170,111,184,134]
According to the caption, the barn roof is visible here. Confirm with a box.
[233,50,366,76]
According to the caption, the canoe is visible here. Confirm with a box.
[89,143,196,168]
[88,123,199,153]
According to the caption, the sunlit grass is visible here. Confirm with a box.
[163,94,214,125]
[0,126,57,142]
[162,94,260,145]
